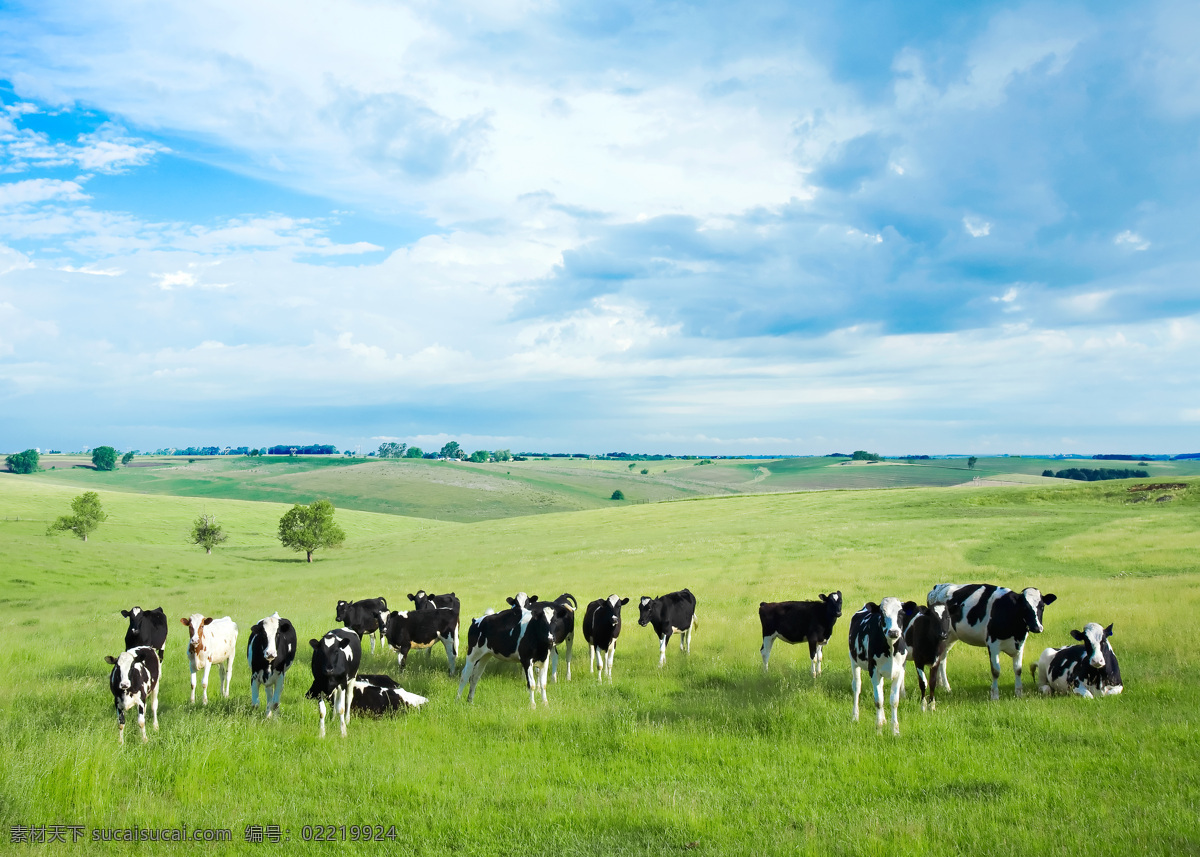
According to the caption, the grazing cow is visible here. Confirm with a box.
[901,602,951,711]
[246,612,298,718]
[848,598,911,736]
[407,590,461,663]
[582,595,628,682]
[180,614,238,705]
[105,646,160,744]
[1034,623,1123,698]
[122,606,168,661]
[637,589,697,667]
[335,597,388,654]
[457,599,558,708]
[381,608,459,675]
[758,591,843,676]
[927,583,1057,699]
[538,593,577,682]
[350,674,429,715]
[306,628,362,738]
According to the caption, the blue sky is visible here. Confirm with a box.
[1,0,1198,455]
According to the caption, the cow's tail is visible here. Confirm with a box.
[564,594,578,612]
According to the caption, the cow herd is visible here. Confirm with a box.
[104,581,1121,743]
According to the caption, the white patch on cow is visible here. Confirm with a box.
[608,594,620,608]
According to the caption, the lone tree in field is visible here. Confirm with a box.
[439,441,464,460]
[92,446,118,471]
[610,490,625,500]
[277,499,346,562]
[47,491,107,541]
[190,513,228,555]
[121,451,135,466]
[967,456,978,470]
[5,449,39,474]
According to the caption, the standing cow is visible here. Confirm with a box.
[246,612,298,718]
[180,614,239,705]
[105,646,161,744]
[538,593,577,682]
[408,590,461,662]
[457,599,558,708]
[901,602,951,711]
[927,583,1057,699]
[335,598,388,654]
[122,606,168,662]
[637,589,697,667]
[381,608,459,675]
[849,598,911,736]
[582,595,628,682]
[758,591,843,676]
[306,628,362,738]
[1033,623,1123,698]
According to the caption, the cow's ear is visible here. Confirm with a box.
[1104,624,1114,638]
[529,595,539,603]
[902,601,919,618]
[407,593,416,601]
[864,602,879,613]
[121,610,131,618]
[819,593,829,602]
[309,639,320,649]
[105,655,118,665]
[179,617,191,626]
[1042,593,1057,604]
[1070,629,1085,641]
[279,620,293,633]
[506,597,516,606]
[202,617,214,625]
[620,598,629,605]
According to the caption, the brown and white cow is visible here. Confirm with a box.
[180,614,239,705]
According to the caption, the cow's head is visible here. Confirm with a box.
[506,592,535,610]
[637,596,655,626]
[335,600,349,623]
[879,597,905,650]
[407,591,426,606]
[180,614,212,654]
[259,612,287,663]
[311,634,351,679]
[123,606,144,635]
[105,651,142,694]
[1021,588,1057,634]
[607,595,629,626]
[820,591,843,618]
[1070,622,1111,669]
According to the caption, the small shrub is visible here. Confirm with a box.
[1042,470,1054,477]
[640,469,648,475]
[610,490,625,500]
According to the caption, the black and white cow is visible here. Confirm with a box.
[1033,623,1123,698]
[122,606,168,662]
[758,591,843,676]
[381,608,459,675]
[457,597,558,708]
[901,602,951,711]
[246,612,297,718]
[406,590,461,664]
[180,614,238,705]
[848,598,911,736]
[306,628,362,738]
[335,597,388,654]
[105,646,160,744]
[927,583,1057,699]
[350,674,429,715]
[582,595,628,682]
[637,589,697,667]
[538,593,577,682]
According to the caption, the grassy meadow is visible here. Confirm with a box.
[0,473,1198,854]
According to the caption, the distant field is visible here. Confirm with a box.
[0,474,1197,855]
[15,454,1198,522]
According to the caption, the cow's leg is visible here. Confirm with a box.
[271,673,285,717]
[201,661,213,705]
[341,683,353,736]
[916,666,929,711]
[565,633,573,681]
[1012,639,1026,698]
[443,635,457,677]
[850,663,862,721]
[251,673,261,710]
[223,658,233,697]
[937,642,954,693]
[888,668,902,736]
[808,638,820,677]
[761,635,775,673]
[659,633,668,667]
[589,642,597,674]
[525,663,538,709]
[317,697,327,738]
[188,661,197,704]
[606,642,616,681]
[367,631,375,655]
[540,660,550,706]
[137,699,148,743]
[116,700,126,745]
[872,668,887,733]
[151,682,160,731]
[987,641,1002,700]
[550,646,559,684]
[334,688,347,737]
[397,648,407,671]
[1073,679,1095,699]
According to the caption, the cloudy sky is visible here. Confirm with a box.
[2,0,1198,456]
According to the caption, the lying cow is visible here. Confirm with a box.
[638,589,697,667]
[381,608,459,675]
[927,583,1056,699]
[538,593,577,682]
[306,628,362,738]
[457,597,558,708]
[407,590,461,664]
[180,614,238,705]
[582,595,628,682]
[350,674,429,715]
[122,606,168,662]
[901,602,951,711]
[105,646,161,744]
[1034,623,1123,698]
[849,598,911,736]
[759,591,843,676]
[247,612,297,718]
[335,597,388,654]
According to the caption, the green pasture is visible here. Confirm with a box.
[18,454,1200,523]
[0,475,1198,855]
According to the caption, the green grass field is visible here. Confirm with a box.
[1,473,1198,855]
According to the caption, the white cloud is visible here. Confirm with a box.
[0,178,88,207]
[963,216,992,238]
[1114,230,1150,251]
